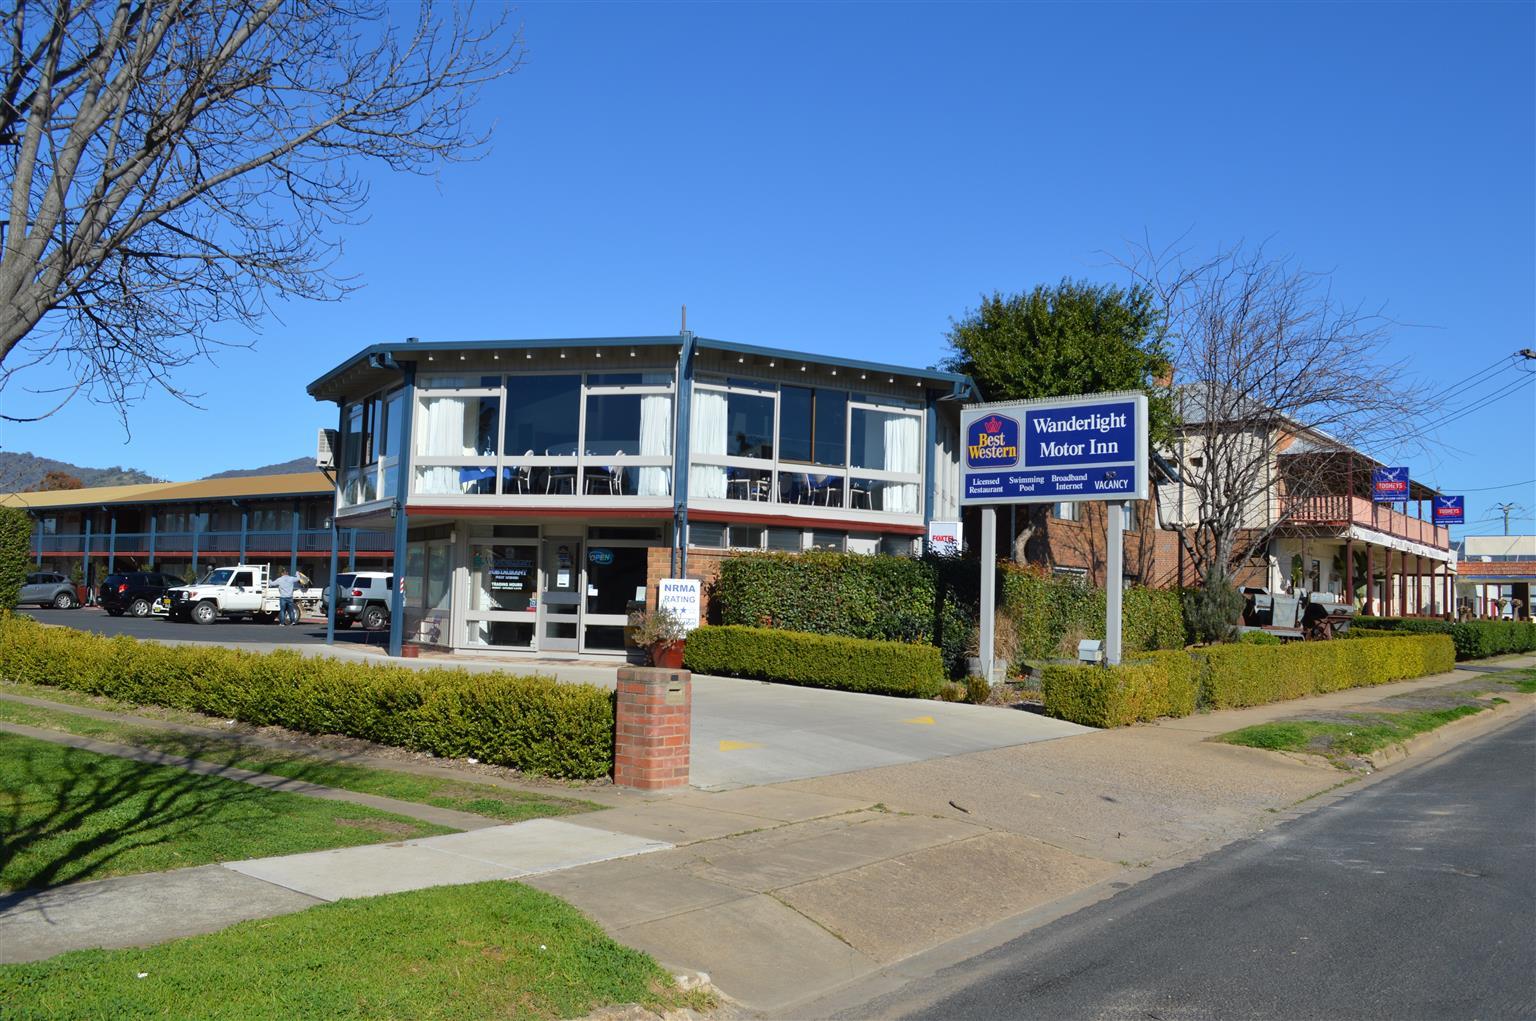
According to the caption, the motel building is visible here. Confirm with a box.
[307,335,978,658]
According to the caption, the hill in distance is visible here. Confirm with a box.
[0,452,315,491]
[0,452,163,491]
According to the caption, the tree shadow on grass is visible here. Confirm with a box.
[0,733,346,901]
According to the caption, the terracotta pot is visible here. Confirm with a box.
[399,643,421,659]
[651,639,686,669]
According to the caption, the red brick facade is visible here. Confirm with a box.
[613,667,692,790]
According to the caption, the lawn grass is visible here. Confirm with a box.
[0,694,600,824]
[0,731,452,890]
[1500,667,1536,694]
[1218,705,1486,759]
[0,881,712,1021]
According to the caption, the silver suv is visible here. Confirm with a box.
[329,572,394,630]
[21,572,79,609]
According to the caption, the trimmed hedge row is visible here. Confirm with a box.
[1039,650,1199,728]
[1000,566,1185,664]
[1041,634,1455,726]
[0,507,29,611]
[0,616,615,779]
[682,625,945,698]
[713,552,972,677]
[1353,616,1536,660]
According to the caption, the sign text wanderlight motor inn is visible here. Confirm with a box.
[959,393,1149,505]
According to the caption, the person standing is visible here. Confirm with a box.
[272,571,302,627]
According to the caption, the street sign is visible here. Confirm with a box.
[1371,467,1410,502]
[1432,495,1464,525]
[959,392,1149,505]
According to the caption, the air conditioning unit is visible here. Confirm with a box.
[316,428,339,470]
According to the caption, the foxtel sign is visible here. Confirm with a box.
[960,393,1149,506]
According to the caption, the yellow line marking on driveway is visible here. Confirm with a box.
[718,740,763,752]
[903,715,936,725]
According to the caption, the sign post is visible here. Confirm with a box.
[959,392,1149,668]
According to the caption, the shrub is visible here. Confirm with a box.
[682,625,944,698]
[1040,649,1200,727]
[1353,617,1536,660]
[1239,630,1283,645]
[1182,580,1244,644]
[1201,634,1455,709]
[964,674,991,704]
[999,566,1185,665]
[713,551,973,677]
[0,617,614,779]
[1040,635,1454,726]
[0,506,30,610]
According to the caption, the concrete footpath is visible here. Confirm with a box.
[1,656,1532,1015]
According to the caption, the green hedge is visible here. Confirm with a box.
[1039,650,1199,728]
[1001,566,1185,663]
[0,616,614,779]
[1042,634,1455,726]
[713,552,972,676]
[0,507,29,611]
[682,625,945,698]
[1353,616,1536,660]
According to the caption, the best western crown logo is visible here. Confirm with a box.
[966,414,1020,468]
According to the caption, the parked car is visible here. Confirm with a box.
[21,572,79,609]
[163,564,285,624]
[329,571,394,630]
[98,572,183,617]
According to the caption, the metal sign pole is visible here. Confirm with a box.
[979,506,996,681]
[1105,500,1124,665]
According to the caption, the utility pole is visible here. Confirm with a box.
[1492,502,1521,535]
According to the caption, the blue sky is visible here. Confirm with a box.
[9,1,1534,534]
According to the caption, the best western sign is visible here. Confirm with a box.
[960,392,1149,505]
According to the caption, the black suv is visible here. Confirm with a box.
[98,572,183,617]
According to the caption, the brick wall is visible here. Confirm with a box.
[613,667,691,790]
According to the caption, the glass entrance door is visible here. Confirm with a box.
[582,544,649,652]
[465,541,537,649]
[539,537,581,652]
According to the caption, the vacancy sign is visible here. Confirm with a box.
[959,392,1149,505]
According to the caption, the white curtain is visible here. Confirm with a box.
[883,412,921,514]
[689,390,728,499]
[415,396,472,493]
[638,393,672,496]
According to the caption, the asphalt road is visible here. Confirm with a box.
[856,712,1536,1021]
[21,607,385,647]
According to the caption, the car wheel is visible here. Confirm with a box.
[191,601,218,625]
[129,598,152,617]
[52,591,76,609]
[362,605,388,630]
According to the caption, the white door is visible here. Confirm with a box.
[539,537,581,652]
[224,568,263,612]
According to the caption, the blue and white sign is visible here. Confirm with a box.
[960,392,1149,505]
[1432,495,1464,525]
[1371,466,1410,502]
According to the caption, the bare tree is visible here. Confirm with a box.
[0,0,521,423]
[1122,241,1415,589]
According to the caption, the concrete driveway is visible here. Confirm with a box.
[20,608,1089,790]
[687,674,1089,790]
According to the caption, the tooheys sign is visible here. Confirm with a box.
[1432,495,1465,525]
[959,392,1149,506]
[1372,467,1411,502]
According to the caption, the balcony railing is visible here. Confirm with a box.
[32,528,394,557]
[1281,494,1449,549]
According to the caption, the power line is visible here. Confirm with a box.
[1422,354,1517,405]
[1420,374,1534,432]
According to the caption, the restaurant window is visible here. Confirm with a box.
[779,386,847,466]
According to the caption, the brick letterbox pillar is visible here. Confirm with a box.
[614,667,691,790]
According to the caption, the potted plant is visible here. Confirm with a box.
[69,563,87,605]
[628,605,688,668]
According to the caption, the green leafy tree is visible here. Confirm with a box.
[0,507,32,609]
[942,280,1174,563]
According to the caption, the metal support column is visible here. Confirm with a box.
[1345,537,1355,610]
[81,518,92,594]
[148,512,157,566]
[922,390,937,530]
[979,506,996,682]
[191,515,200,575]
[238,506,248,563]
[107,513,117,574]
[672,332,695,579]
[348,530,357,571]
[1366,544,1374,615]
[34,517,41,566]
[387,364,416,657]
[326,399,345,647]
[1106,501,1125,665]
[290,507,300,575]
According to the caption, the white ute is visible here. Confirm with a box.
[163,564,285,625]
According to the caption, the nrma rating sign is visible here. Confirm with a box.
[960,392,1148,505]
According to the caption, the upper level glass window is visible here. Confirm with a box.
[780,386,847,466]
[504,374,580,457]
